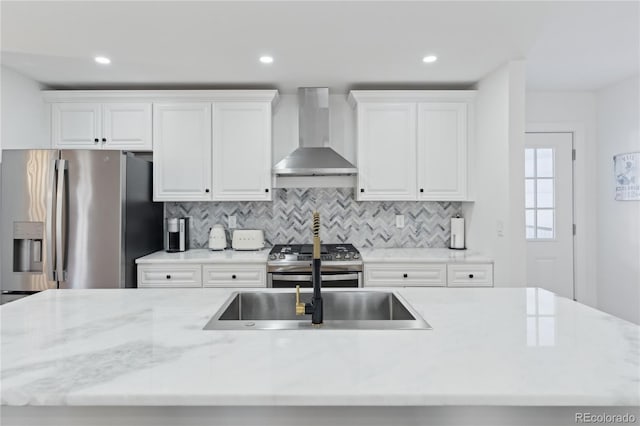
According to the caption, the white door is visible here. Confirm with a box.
[51,103,102,149]
[417,102,467,201]
[103,103,152,150]
[525,132,574,299]
[357,103,417,200]
[153,103,212,201]
[212,102,272,201]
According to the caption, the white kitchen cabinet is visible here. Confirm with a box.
[349,91,475,201]
[44,90,278,202]
[355,103,417,201]
[51,103,101,149]
[447,264,493,287]
[153,103,213,202]
[202,264,266,288]
[417,102,468,200]
[51,102,152,150]
[137,264,202,288]
[102,103,152,150]
[212,102,272,201]
[364,263,447,287]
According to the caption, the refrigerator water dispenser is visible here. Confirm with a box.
[12,222,44,273]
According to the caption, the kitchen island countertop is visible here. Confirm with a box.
[1,287,638,408]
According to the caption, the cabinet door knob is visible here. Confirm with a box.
[265,188,269,193]
[360,188,365,193]
[403,273,408,278]
[468,274,474,279]
[420,188,424,193]
[166,274,171,280]
[94,138,99,143]
[232,274,237,279]
[205,188,210,193]
[101,138,107,142]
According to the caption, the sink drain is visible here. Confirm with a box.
[245,322,255,327]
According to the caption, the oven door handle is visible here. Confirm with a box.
[271,273,360,282]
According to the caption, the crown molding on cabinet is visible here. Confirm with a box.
[42,90,279,105]
[347,90,476,108]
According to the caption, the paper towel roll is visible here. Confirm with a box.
[450,217,465,249]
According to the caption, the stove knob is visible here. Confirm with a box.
[344,253,351,260]
[269,254,277,260]
[335,253,342,260]
[353,253,360,259]
[279,253,285,259]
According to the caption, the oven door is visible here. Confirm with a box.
[269,272,361,288]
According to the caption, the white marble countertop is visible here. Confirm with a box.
[1,287,638,407]
[136,248,270,264]
[359,247,493,263]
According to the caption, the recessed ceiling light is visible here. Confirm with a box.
[422,55,438,64]
[259,55,274,64]
[94,56,111,65]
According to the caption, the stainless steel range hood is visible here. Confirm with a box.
[273,88,357,176]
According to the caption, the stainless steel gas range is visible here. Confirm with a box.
[267,244,363,288]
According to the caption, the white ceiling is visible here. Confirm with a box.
[1,1,638,93]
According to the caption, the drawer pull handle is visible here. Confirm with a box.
[232,274,237,279]
[166,274,171,280]
[94,138,99,143]
[403,273,408,278]
[468,274,474,279]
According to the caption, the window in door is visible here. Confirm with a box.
[525,148,555,239]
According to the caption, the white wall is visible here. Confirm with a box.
[0,66,48,160]
[525,91,598,308]
[596,75,640,324]
[463,60,527,287]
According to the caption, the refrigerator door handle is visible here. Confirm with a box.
[45,158,57,282]
[55,159,68,283]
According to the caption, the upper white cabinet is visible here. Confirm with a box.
[349,91,475,201]
[102,103,152,150]
[153,102,213,202]
[212,102,272,201]
[51,102,152,150]
[356,103,417,200]
[51,103,101,149]
[417,102,468,201]
[43,90,278,202]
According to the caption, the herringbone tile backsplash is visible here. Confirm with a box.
[165,188,462,249]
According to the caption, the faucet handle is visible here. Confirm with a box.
[295,285,306,316]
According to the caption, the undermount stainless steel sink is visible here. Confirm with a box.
[203,291,432,330]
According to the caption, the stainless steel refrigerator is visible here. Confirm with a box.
[0,150,163,303]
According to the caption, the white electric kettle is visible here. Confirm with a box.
[208,224,227,250]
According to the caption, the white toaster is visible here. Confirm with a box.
[231,230,265,250]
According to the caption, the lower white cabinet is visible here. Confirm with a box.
[447,264,493,287]
[365,263,447,287]
[137,263,267,288]
[203,264,266,288]
[138,264,202,288]
[364,262,494,287]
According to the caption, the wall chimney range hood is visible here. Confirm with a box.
[273,88,357,176]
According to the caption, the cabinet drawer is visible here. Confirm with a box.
[365,263,446,287]
[203,264,266,288]
[138,264,202,288]
[447,264,493,287]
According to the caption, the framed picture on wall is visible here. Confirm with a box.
[614,152,639,201]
